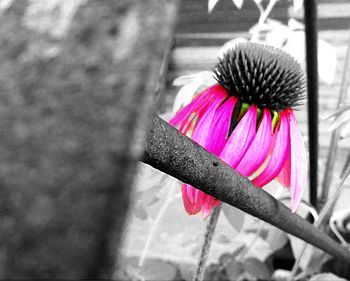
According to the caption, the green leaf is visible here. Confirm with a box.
[222,203,245,232]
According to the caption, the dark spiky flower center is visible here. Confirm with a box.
[213,42,305,112]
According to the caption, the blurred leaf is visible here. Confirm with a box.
[323,104,350,121]
[329,107,350,133]
[306,248,332,276]
[263,20,290,48]
[222,203,245,232]
[293,0,303,12]
[283,29,337,85]
[287,235,313,269]
[309,273,347,281]
[133,204,149,220]
[126,258,178,281]
[134,185,161,205]
[265,225,288,253]
[178,263,196,281]
[286,200,325,271]
[271,269,292,281]
[283,30,305,63]
[318,39,337,85]
[288,18,304,30]
[208,0,220,13]
[132,184,162,220]
[225,260,244,281]
[232,243,246,257]
[219,252,232,264]
[172,74,199,86]
[243,234,273,262]
[172,71,216,113]
[243,258,271,280]
[232,0,244,9]
[146,195,160,207]
[204,264,225,281]
[340,120,350,139]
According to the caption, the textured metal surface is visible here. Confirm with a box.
[143,116,350,263]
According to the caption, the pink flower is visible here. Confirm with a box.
[170,43,307,217]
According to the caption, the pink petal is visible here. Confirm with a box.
[193,191,206,213]
[169,84,226,133]
[194,188,201,202]
[180,94,216,134]
[277,146,291,187]
[252,111,290,187]
[171,85,231,217]
[185,184,195,204]
[191,91,226,146]
[181,184,201,215]
[236,108,273,177]
[205,97,237,155]
[184,91,232,217]
[169,89,209,127]
[201,196,220,218]
[220,105,258,168]
[289,111,308,212]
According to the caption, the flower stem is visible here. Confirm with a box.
[193,205,222,281]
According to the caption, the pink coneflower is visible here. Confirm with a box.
[170,42,307,217]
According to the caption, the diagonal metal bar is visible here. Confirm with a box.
[142,116,350,262]
[304,0,319,208]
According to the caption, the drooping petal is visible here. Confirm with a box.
[170,85,222,134]
[205,97,237,155]
[169,88,209,127]
[176,85,228,217]
[182,184,201,215]
[236,108,273,177]
[193,190,206,214]
[180,93,217,134]
[252,112,290,187]
[220,105,257,168]
[185,183,195,204]
[191,91,227,146]
[172,71,217,113]
[201,196,220,218]
[289,111,308,212]
[277,145,291,187]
